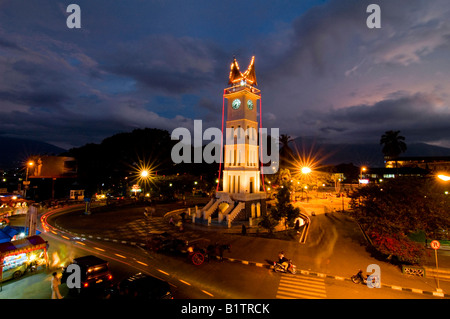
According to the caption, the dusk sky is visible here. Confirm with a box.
[1,0,449,150]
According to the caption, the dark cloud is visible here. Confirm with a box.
[292,92,450,145]
[101,35,227,94]
[0,37,25,51]
[0,0,449,151]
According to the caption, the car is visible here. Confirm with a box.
[61,255,113,295]
[110,273,173,299]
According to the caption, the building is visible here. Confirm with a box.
[200,56,266,226]
[361,167,430,183]
[385,156,450,175]
[26,155,78,200]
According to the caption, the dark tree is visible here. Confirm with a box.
[279,134,294,169]
[380,130,407,162]
[348,177,449,239]
[271,181,300,229]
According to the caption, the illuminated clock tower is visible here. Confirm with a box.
[202,56,266,226]
[222,56,261,195]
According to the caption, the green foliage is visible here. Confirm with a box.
[65,128,219,196]
[258,213,278,234]
[349,177,449,239]
[272,182,301,229]
[349,177,449,264]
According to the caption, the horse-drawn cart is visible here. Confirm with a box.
[147,234,215,266]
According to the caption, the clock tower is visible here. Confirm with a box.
[201,56,266,226]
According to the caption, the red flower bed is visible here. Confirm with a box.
[368,230,425,265]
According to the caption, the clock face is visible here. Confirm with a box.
[247,100,254,110]
[232,99,241,109]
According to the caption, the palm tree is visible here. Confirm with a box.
[279,134,294,169]
[380,130,407,166]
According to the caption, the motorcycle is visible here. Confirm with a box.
[351,269,367,284]
[273,259,297,274]
[351,269,380,287]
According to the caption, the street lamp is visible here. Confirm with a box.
[301,167,312,174]
[139,169,152,199]
[360,166,367,183]
[437,173,449,196]
[24,161,34,199]
[140,170,149,178]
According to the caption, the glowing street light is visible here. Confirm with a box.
[24,160,35,199]
[301,167,312,174]
[140,170,150,178]
[437,174,450,182]
[360,166,368,183]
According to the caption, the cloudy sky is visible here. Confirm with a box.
[1,0,449,150]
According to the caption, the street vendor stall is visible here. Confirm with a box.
[0,235,49,283]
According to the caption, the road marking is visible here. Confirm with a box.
[202,290,214,297]
[179,279,191,286]
[75,241,85,246]
[61,235,70,240]
[94,247,105,252]
[136,260,148,266]
[115,253,126,259]
[158,269,170,276]
[276,274,327,299]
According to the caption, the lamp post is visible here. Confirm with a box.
[139,169,150,199]
[23,161,34,199]
[360,166,367,183]
[300,167,311,201]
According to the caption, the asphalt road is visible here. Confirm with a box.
[2,204,447,300]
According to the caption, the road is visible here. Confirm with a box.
[2,204,445,300]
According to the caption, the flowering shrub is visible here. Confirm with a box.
[368,230,425,265]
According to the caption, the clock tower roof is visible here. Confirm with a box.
[228,56,257,86]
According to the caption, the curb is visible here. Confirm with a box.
[222,256,449,298]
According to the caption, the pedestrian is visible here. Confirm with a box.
[144,207,148,218]
[51,272,63,299]
[241,224,247,236]
[169,217,175,226]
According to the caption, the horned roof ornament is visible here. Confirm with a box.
[228,56,257,86]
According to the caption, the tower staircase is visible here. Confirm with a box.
[202,193,233,220]
[225,202,245,224]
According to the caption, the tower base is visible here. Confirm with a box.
[200,191,267,226]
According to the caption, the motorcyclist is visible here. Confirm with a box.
[277,251,289,272]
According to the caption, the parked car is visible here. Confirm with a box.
[109,273,173,299]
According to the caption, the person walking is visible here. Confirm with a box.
[51,272,63,299]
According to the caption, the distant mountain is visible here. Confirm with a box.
[0,136,66,169]
[290,137,450,167]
